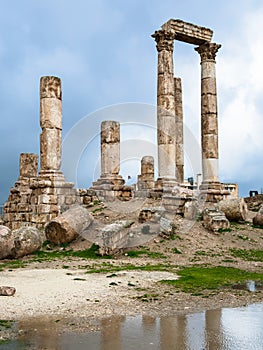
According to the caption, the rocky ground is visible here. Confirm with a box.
[0,204,263,340]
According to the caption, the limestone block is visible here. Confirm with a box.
[202,134,218,159]
[218,197,247,222]
[202,114,218,135]
[157,74,175,96]
[158,144,176,178]
[201,77,217,95]
[161,19,213,45]
[202,208,230,232]
[200,61,216,79]
[157,50,174,74]
[0,225,15,259]
[40,128,61,170]
[40,98,62,129]
[101,121,120,144]
[157,95,175,114]
[45,205,94,244]
[20,153,38,178]
[101,142,120,175]
[40,76,62,100]
[12,226,45,258]
[253,206,263,226]
[201,93,217,114]
[157,116,176,144]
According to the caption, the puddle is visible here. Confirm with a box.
[1,303,263,349]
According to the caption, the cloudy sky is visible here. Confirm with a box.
[0,0,263,203]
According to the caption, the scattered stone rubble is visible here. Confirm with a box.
[1,19,247,255]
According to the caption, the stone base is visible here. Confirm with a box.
[162,196,196,215]
[199,182,230,203]
[4,172,80,230]
[91,175,130,201]
[155,178,179,194]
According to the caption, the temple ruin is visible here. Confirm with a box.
[3,19,233,230]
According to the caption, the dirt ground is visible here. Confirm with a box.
[0,205,263,338]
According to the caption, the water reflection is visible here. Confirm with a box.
[2,303,263,349]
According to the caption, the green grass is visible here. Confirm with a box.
[0,320,14,329]
[30,244,111,261]
[85,263,172,274]
[126,250,166,259]
[0,260,27,271]
[161,266,263,293]
[218,228,232,233]
[230,249,263,262]
[252,224,263,229]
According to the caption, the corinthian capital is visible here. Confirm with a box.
[195,42,221,61]
[152,30,174,52]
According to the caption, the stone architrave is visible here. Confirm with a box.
[152,30,177,190]
[174,77,184,183]
[92,121,125,198]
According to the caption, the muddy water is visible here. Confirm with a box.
[2,303,263,349]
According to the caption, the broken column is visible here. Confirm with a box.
[195,43,228,202]
[135,156,155,197]
[29,76,79,227]
[39,76,64,180]
[3,153,38,229]
[152,30,177,191]
[174,77,184,183]
[92,121,125,198]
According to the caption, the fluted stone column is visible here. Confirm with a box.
[152,30,177,187]
[195,43,222,192]
[39,76,63,176]
[174,77,184,183]
[101,121,120,177]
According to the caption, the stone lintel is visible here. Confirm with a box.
[161,19,213,45]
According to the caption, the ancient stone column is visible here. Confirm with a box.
[19,153,38,178]
[195,43,222,190]
[137,156,155,190]
[39,76,62,175]
[174,77,184,183]
[101,121,120,177]
[152,30,177,185]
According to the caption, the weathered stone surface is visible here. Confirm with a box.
[45,205,93,244]
[218,198,247,222]
[20,153,38,178]
[202,208,230,232]
[99,220,133,255]
[174,77,184,183]
[184,201,197,220]
[252,205,263,226]
[12,226,45,258]
[40,76,62,100]
[137,156,155,192]
[161,19,213,45]
[153,29,177,184]
[0,286,16,296]
[0,225,14,259]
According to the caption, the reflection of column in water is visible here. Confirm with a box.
[101,315,125,350]
[205,309,223,349]
[159,315,186,349]
[18,317,60,349]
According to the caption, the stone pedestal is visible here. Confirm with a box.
[195,43,229,202]
[152,30,177,190]
[92,121,125,199]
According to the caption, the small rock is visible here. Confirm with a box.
[0,286,16,296]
